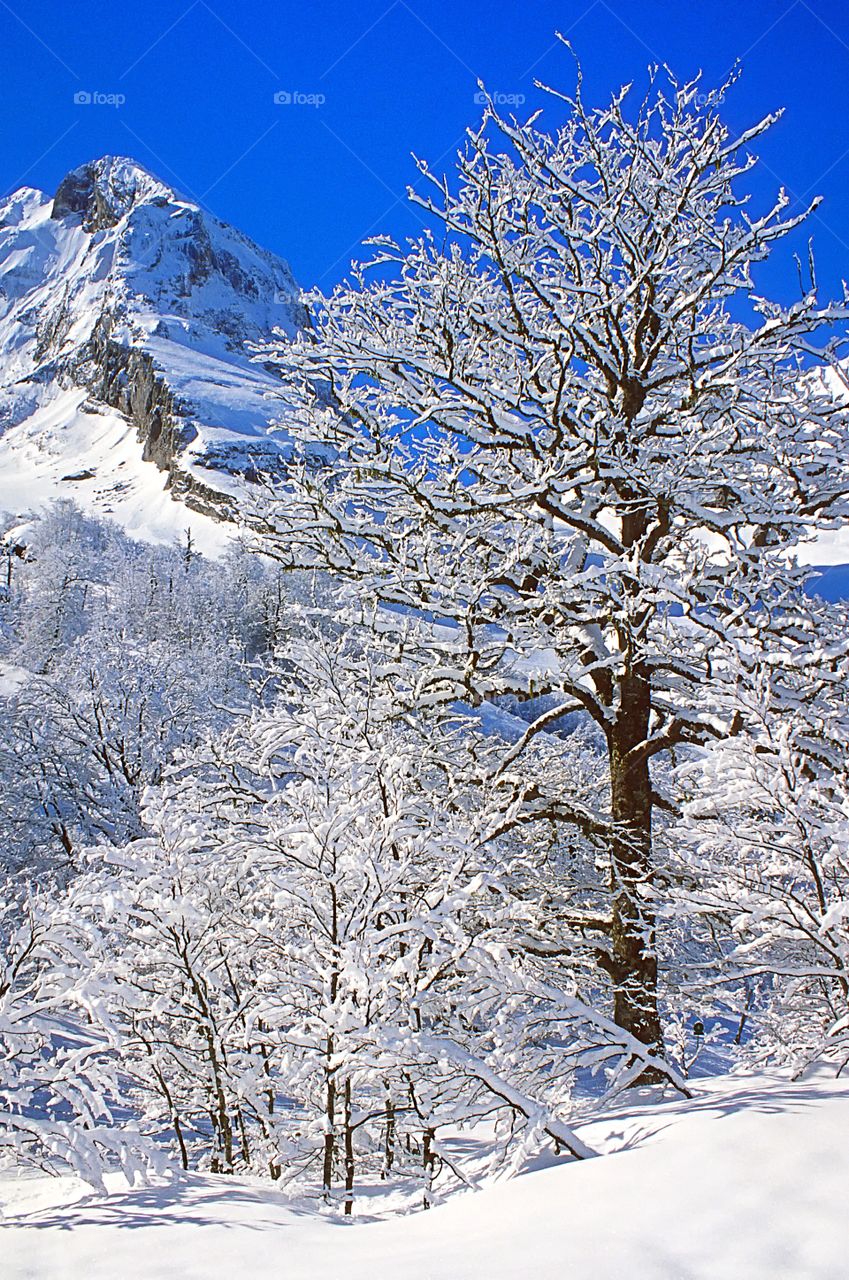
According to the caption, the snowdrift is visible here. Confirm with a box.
[3,1069,847,1280]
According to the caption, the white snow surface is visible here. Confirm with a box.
[0,157,301,553]
[0,385,231,554]
[0,660,28,696]
[3,1068,847,1279]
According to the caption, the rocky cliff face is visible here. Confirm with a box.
[0,156,306,544]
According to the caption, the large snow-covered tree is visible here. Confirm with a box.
[251,63,849,1066]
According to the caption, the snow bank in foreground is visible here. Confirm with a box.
[3,1070,847,1280]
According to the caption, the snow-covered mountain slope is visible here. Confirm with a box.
[0,156,304,549]
[2,1068,847,1280]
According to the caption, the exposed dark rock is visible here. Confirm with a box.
[50,157,162,233]
[52,163,123,232]
[67,313,235,519]
[34,291,73,361]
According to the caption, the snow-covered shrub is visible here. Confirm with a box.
[0,504,293,876]
[673,620,849,1072]
[73,627,600,1206]
[0,880,156,1190]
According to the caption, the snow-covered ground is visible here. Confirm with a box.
[3,1068,846,1280]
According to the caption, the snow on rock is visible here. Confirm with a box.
[2,1069,847,1280]
[0,156,304,550]
[0,385,231,556]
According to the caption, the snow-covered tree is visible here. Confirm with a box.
[0,504,293,875]
[0,876,156,1190]
[0,504,308,1183]
[78,623,607,1204]
[4,501,118,672]
[70,805,278,1177]
[251,60,849,1066]
[673,607,849,1072]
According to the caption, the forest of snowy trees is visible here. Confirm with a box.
[3,64,849,1214]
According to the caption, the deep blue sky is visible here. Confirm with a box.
[1,1,848,298]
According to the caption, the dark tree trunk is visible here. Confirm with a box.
[323,889,340,1203]
[383,1089,395,1178]
[608,669,663,1077]
[322,1033,336,1203]
[422,1127,436,1210]
[343,1077,354,1216]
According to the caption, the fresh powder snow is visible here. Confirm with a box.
[3,1069,846,1280]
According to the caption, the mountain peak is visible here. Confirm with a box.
[0,155,306,547]
[51,156,178,231]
